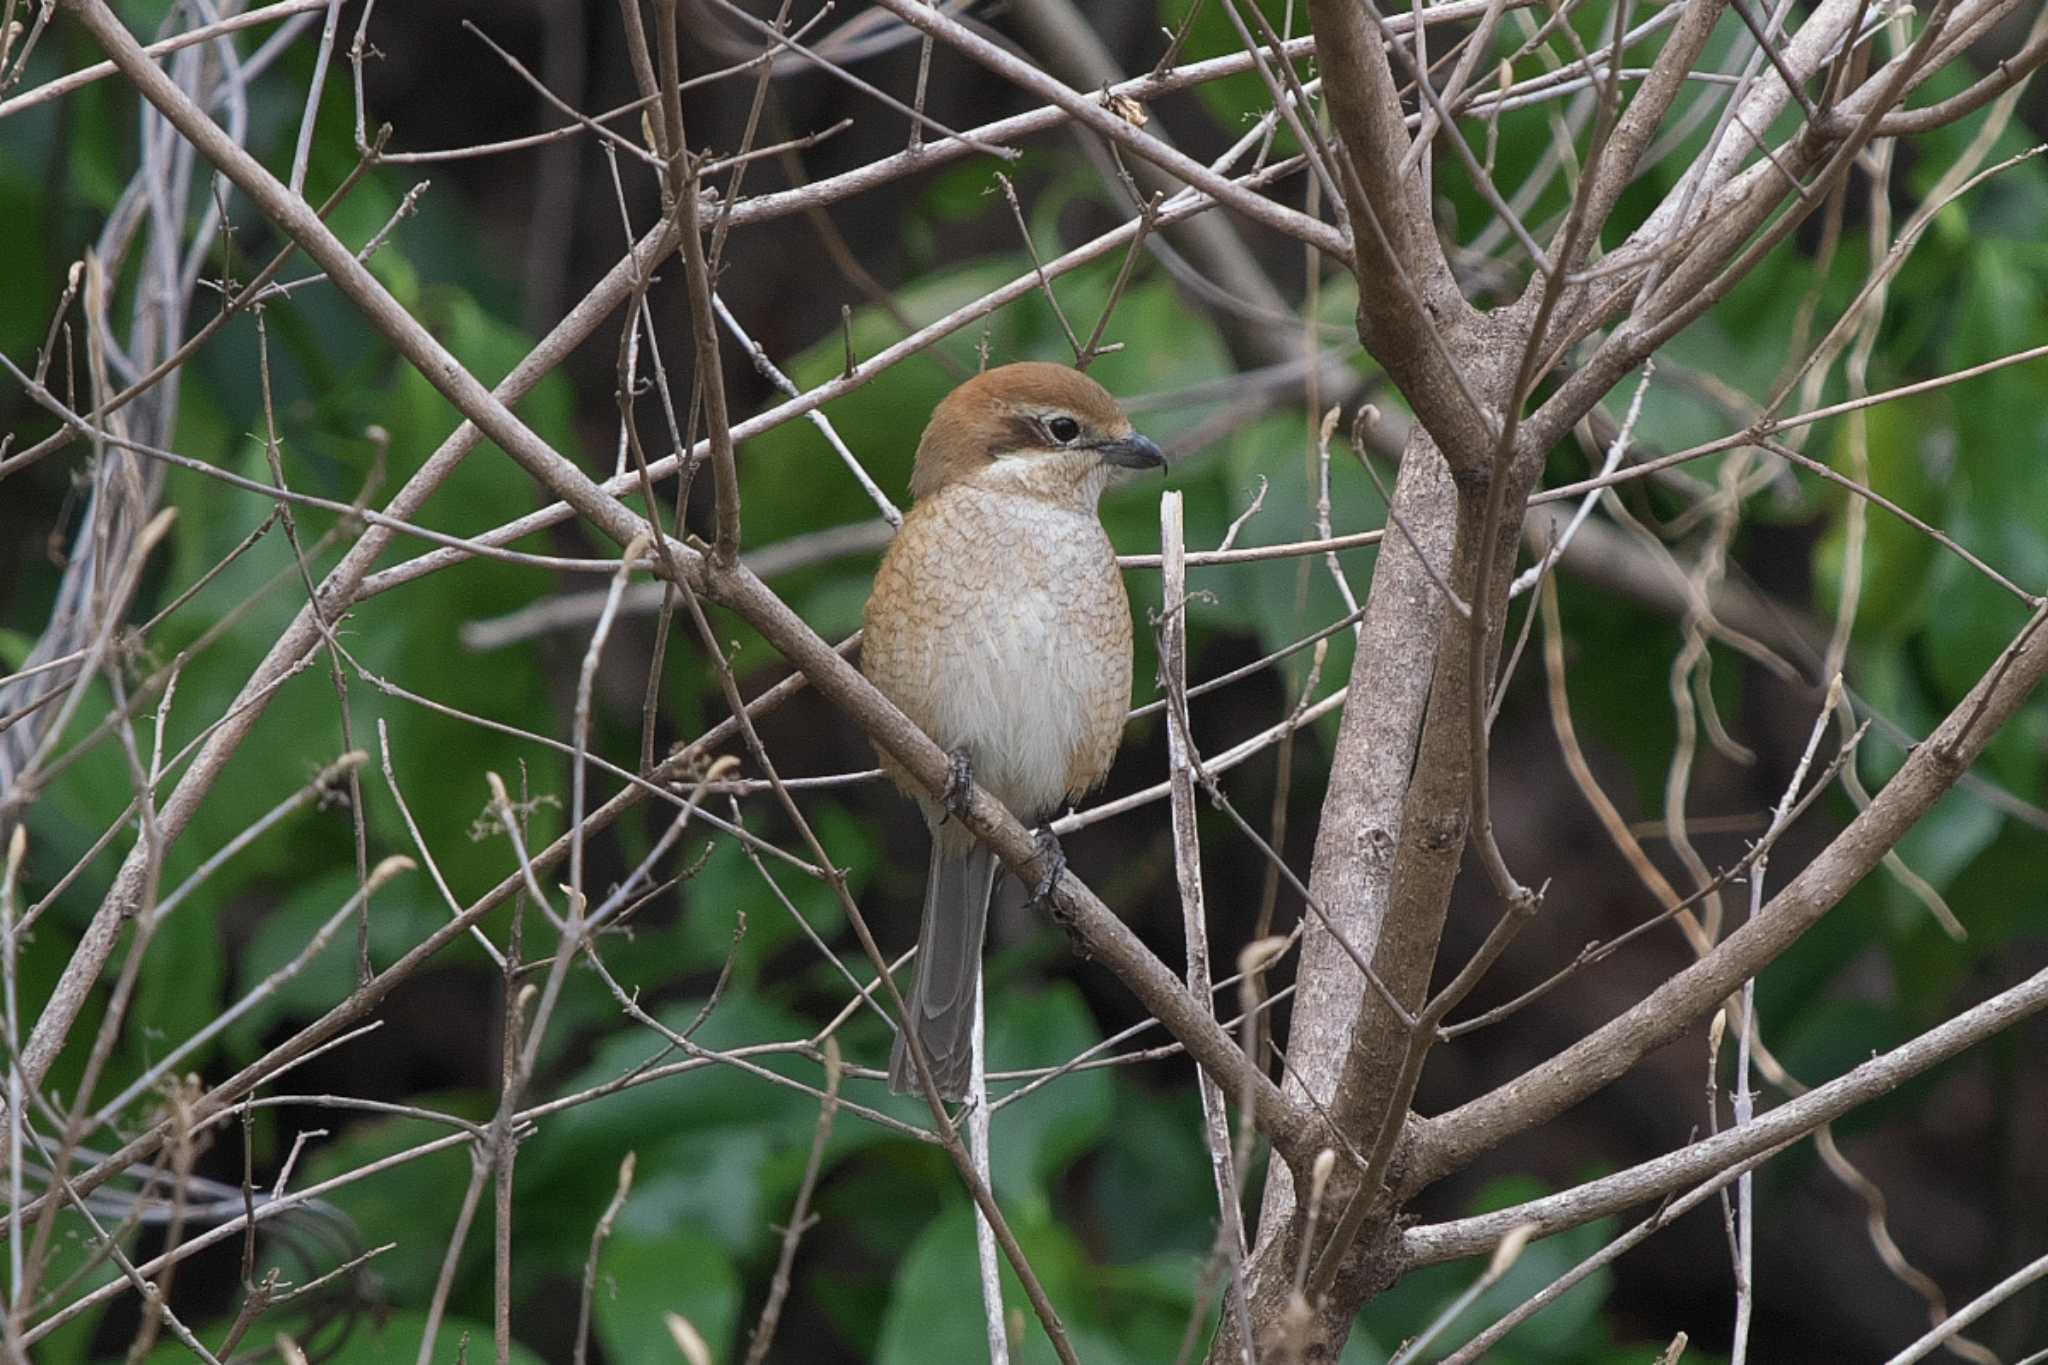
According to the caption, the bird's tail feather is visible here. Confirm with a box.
[888,839,999,1100]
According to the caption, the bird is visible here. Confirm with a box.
[861,361,1164,1101]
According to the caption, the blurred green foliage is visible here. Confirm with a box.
[4,0,2048,1360]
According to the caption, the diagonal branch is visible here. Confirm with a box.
[1404,952,2048,1266]
[866,0,1349,261]
[1406,600,2048,1191]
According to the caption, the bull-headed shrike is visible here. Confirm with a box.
[862,362,1164,1100]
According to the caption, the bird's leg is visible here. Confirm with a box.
[1028,824,1067,908]
[942,747,975,821]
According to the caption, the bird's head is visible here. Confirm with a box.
[908,361,1164,504]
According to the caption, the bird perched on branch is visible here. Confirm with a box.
[862,362,1164,1101]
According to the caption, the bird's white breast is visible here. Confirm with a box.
[863,482,1133,825]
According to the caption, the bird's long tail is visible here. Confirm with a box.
[888,838,999,1100]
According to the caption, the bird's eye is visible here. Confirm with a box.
[1047,416,1082,444]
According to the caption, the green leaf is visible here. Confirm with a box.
[668,801,874,989]
[138,1311,546,1364]
[317,1310,547,1365]
[224,866,448,1055]
[1813,397,1942,642]
[985,982,1112,1212]
[516,993,843,1267]
[1090,1082,1219,1263]
[300,1105,491,1298]
[593,1229,741,1365]
[877,1203,1146,1365]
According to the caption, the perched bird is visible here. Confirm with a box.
[862,362,1164,1100]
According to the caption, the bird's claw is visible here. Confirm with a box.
[1029,825,1066,908]
[943,748,974,820]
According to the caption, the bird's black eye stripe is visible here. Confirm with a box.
[1046,415,1082,444]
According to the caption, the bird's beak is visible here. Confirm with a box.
[1094,432,1165,471]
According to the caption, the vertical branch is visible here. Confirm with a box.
[1240,423,1459,1355]
[1161,491,1253,1359]
[415,1153,492,1365]
[1729,680,1843,1362]
[908,0,935,154]
[666,291,728,539]
[1304,0,1433,265]
[285,0,343,195]
[744,1043,837,1365]
[655,22,745,569]
[1251,429,1454,1178]
[493,927,522,1365]
[0,827,20,1333]
[255,315,376,982]
[572,1157,634,1365]
[1306,0,1490,459]
[1275,377,1536,1340]
[969,988,1011,1365]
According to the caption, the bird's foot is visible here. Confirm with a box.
[1028,825,1067,908]
[942,748,975,820]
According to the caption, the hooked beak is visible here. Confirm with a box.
[1094,431,1165,471]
